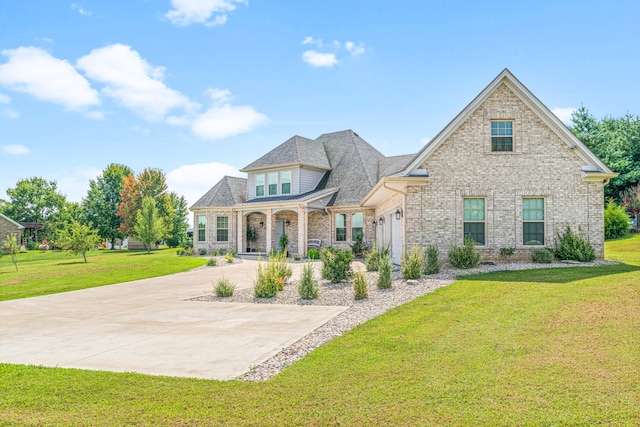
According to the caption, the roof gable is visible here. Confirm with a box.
[0,213,24,229]
[400,69,615,177]
[190,176,247,209]
[241,135,330,172]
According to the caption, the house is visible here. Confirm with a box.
[0,213,24,252]
[191,69,616,262]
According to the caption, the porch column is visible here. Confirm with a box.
[297,205,307,258]
[265,208,272,253]
[236,211,243,254]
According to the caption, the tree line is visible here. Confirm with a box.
[0,164,189,259]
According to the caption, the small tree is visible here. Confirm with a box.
[604,199,630,239]
[55,220,102,263]
[2,233,20,271]
[279,233,289,255]
[298,262,319,300]
[134,196,166,253]
[377,253,393,289]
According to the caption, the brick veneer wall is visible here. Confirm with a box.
[193,209,236,255]
[0,217,21,252]
[405,83,606,259]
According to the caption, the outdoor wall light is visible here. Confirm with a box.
[395,208,403,220]
[378,217,384,225]
[285,220,290,225]
[259,221,264,227]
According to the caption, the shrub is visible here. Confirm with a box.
[321,247,353,283]
[365,243,388,272]
[353,271,368,300]
[499,247,515,259]
[218,248,227,256]
[207,257,217,267]
[214,277,236,297]
[176,248,185,256]
[424,244,442,275]
[298,262,319,300]
[350,234,366,258]
[448,238,480,269]
[268,251,292,284]
[279,233,289,254]
[224,252,234,263]
[604,199,630,239]
[401,245,424,279]
[307,249,319,260]
[531,248,554,263]
[254,261,279,298]
[26,241,38,251]
[198,248,207,256]
[184,247,195,256]
[554,226,596,262]
[377,253,393,289]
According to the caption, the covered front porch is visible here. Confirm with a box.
[236,207,310,257]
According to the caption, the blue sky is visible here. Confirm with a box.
[1,0,639,212]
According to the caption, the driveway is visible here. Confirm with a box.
[0,261,347,380]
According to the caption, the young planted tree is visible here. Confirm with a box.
[2,233,20,271]
[165,192,188,248]
[134,196,166,253]
[55,220,102,263]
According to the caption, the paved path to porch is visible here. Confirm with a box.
[0,261,347,380]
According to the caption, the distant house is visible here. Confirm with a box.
[191,69,616,262]
[0,213,24,252]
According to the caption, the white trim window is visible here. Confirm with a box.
[268,172,278,196]
[491,120,513,152]
[255,174,265,197]
[523,198,544,245]
[351,212,363,241]
[197,215,206,242]
[463,198,485,245]
[281,171,292,194]
[336,214,346,241]
[216,216,229,242]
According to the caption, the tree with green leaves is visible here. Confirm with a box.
[43,201,86,244]
[134,196,166,253]
[570,106,640,199]
[55,220,102,263]
[165,192,188,248]
[3,177,67,223]
[2,233,20,271]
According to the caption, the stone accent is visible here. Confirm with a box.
[0,215,22,253]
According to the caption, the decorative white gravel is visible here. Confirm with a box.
[191,259,615,381]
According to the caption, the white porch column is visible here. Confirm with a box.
[297,205,307,258]
[265,208,273,253]
[236,210,243,254]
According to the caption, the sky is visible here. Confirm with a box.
[1,0,640,217]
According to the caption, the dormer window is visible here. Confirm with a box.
[491,120,513,152]
[281,171,291,194]
[268,173,278,195]
[256,174,265,197]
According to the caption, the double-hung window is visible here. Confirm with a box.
[491,120,513,152]
[336,214,346,241]
[255,174,265,197]
[281,171,291,194]
[268,173,278,196]
[351,212,363,241]
[197,215,206,242]
[523,198,544,245]
[463,198,485,245]
[216,216,229,242]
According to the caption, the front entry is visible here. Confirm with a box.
[390,213,402,265]
[275,219,285,251]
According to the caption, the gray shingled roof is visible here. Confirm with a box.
[241,135,331,172]
[317,130,386,205]
[378,154,416,179]
[190,176,247,208]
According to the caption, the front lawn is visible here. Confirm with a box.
[0,248,206,301]
[0,237,639,425]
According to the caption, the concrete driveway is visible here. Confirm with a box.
[0,261,347,380]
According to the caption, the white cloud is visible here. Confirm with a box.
[71,4,92,16]
[167,162,243,210]
[0,46,100,110]
[0,93,10,104]
[76,43,196,121]
[165,0,246,27]
[1,108,19,119]
[345,41,366,56]
[301,36,323,48]
[552,107,576,125]
[84,110,106,120]
[192,103,267,140]
[302,50,338,68]
[3,144,29,155]
[39,37,54,43]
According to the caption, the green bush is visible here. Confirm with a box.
[604,199,630,239]
[254,261,280,298]
[198,248,207,256]
[184,247,195,256]
[207,257,217,266]
[401,245,424,279]
[307,249,319,260]
[377,254,393,289]
[298,262,319,300]
[349,234,366,257]
[365,243,388,272]
[26,241,38,250]
[320,247,353,283]
[424,244,441,275]
[554,226,596,262]
[531,248,554,263]
[214,276,236,297]
[176,248,185,256]
[268,251,292,284]
[224,252,234,263]
[353,271,368,300]
[448,238,480,269]
[499,247,515,259]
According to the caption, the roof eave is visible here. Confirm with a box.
[361,176,429,207]
[240,162,331,173]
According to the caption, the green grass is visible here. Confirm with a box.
[1,237,639,425]
[0,248,206,301]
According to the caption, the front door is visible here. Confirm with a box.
[390,213,402,265]
[275,219,285,251]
